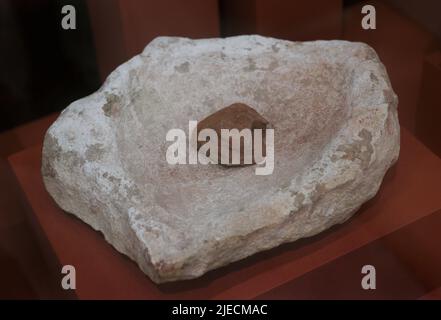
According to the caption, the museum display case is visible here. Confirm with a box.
[0,0,440,304]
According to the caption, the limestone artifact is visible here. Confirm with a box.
[42,35,400,283]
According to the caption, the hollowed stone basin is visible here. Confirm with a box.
[42,36,400,283]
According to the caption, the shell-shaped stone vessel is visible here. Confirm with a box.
[42,36,400,283]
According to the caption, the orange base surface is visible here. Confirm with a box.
[8,127,441,299]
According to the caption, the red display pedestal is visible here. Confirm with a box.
[416,50,441,158]
[8,128,441,299]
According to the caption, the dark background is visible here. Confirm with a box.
[0,0,99,132]
[2,0,440,133]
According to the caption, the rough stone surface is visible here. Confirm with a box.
[196,102,270,165]
[41,35,400,283]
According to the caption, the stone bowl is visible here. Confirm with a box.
[42,36,400,283]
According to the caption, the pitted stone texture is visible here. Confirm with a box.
[42,35,400,283]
